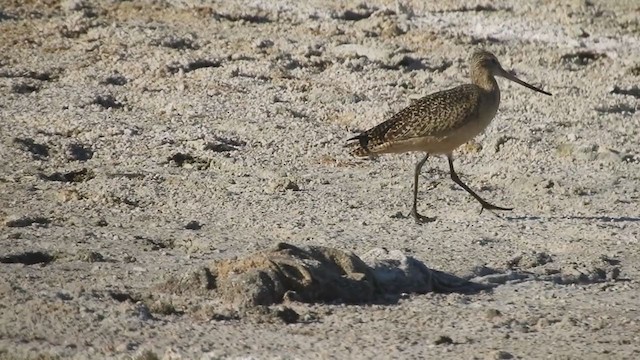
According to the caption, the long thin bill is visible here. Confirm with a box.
[501,69,552,96]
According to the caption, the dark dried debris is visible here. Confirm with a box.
[92,94,123,109]
[434,335,454,345]
[166,59,221,74]
[5,216,50,228]
[13,137,49,159]
[0,10,17,21]
[167,152,210,169]
[101,74,127,86]
[561,51,605,66]
[0,69,57,81]
[434,4,508,13]
[106,172,146,180]
[469,36,502,45]
[204,136,246,152]
[77,250,105,263]
[212,11,272,24]
[205,143,237,152]
[610,85,640,99]
[11,81,40,93]
[152,35,199,50]
[184,220,203,230]
[40,168,95,182]
[333,9,375,21]
[595,103,636,114]
[134,235,174,251]
[0,251,54,265]
[108,290,140,303]
[66,143,93,161]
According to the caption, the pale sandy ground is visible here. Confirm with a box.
[1,0,640,359]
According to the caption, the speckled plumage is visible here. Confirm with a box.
[346,49,551,223]
[348,84,482,156]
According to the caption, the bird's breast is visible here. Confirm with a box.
[475,90,500,129]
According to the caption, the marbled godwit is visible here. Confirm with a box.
[347,50,552,223]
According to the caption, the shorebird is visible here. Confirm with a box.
[347,50,552,223]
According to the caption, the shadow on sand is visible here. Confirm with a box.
[505,214,640,223]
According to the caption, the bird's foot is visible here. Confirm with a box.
[411,209,436,224]
[478,202,513,215]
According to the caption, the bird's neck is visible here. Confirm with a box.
[472,72,501,113]
[472,71,499,93]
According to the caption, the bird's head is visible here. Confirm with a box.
[470,50,552,96]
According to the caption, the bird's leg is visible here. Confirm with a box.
[446,154,513,213]
[410,154,436,224]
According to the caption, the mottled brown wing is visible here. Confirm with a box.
[348,84,481,155]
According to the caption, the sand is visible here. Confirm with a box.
[1,0,639,359]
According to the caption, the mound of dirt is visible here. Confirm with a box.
[158,242,487,308]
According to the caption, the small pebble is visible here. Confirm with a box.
[185,220,202,230]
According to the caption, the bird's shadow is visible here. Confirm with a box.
[566,215,640,223]
[504,214,640,223]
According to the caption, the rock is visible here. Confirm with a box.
[184,221,202,230]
